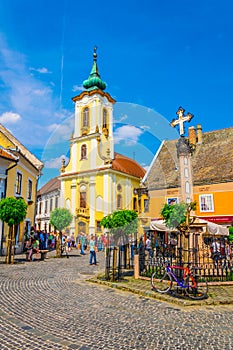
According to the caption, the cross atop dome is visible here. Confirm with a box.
[83,47,106,91]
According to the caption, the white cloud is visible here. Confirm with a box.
[47,124,60,133]
[29,67,51,74]
[44,155,68,169]
[114,125,144,145]
[0,35,71,147]
[33,88,49,96]
[0,111,21,124]
[140,124,151,131]
[72,84,84,92]
[45,117,74,146]
[114,114,128,123]
[143,165,150,172]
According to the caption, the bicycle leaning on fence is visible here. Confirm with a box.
[151,264,208,300]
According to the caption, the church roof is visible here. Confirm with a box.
[37,177,61,196]
[112,152,146,179]
[144,126,233,190]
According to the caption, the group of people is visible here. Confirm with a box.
[75,232,101,265]
[211,238,233,267]
[24,237,40,261]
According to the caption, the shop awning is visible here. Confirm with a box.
[150,218,229,236]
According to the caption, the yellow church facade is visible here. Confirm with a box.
[60,49,145,237]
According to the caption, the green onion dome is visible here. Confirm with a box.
[83,47,106,91]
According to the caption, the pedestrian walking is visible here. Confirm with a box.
[89,235,97,265]
[80,233,86,255]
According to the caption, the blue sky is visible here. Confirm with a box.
[0,0,232,188]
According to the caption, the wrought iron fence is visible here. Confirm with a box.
[105,242,136,281]
[140,234,233,282]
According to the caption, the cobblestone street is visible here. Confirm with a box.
[0,250,233,349]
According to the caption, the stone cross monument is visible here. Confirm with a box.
[170,106,194,204]
[170,107,196,265]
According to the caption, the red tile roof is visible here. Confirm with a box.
[112,152,146,178]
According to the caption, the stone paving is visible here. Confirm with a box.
[0,249,233,349]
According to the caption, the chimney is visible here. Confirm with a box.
[188,126,196,146]
[197,124,203,144]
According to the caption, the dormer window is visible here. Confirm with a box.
[81,144,87,160]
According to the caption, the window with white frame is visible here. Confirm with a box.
[199,194,214,212]
[82,107,89,127]
[102,108,108,129]
[50,198,53,212]
[55,196,58,208]
[15,172,22,195]
[45,200,48,213]
[81,144,87,159]
[28,179,32,200]
[117,194,122,209]
[144,199,149,212]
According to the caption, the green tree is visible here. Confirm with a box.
[101,209,138,245]
[0,197,28,264]
[228,226,233,244]
[50,208,73,257]
[101,209,138,281]
[160,201,197,264]
[160,201,197,233]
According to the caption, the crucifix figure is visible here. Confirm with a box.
[170,106,193,136]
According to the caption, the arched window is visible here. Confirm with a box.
[117,194,122,209]
[103,109,108,129]
[80,192,86,208]
[82,107,89,128]
[81,144,87,159]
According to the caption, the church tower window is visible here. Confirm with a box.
[81,144,87,160]
[82,107,89,127]
[103,109,108,128]
[102,108,109,137]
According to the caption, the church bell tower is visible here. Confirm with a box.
[71,47,116,173]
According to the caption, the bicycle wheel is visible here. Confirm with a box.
[151,271,172,293]
[184,276,208,300]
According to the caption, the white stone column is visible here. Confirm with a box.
[70,179,76,232]
[72,143,77,172]
[60,180,65,207]
[73,103,81,138]
[112,174,116,212]
[89,176,96,235]
[104,173,109,215]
